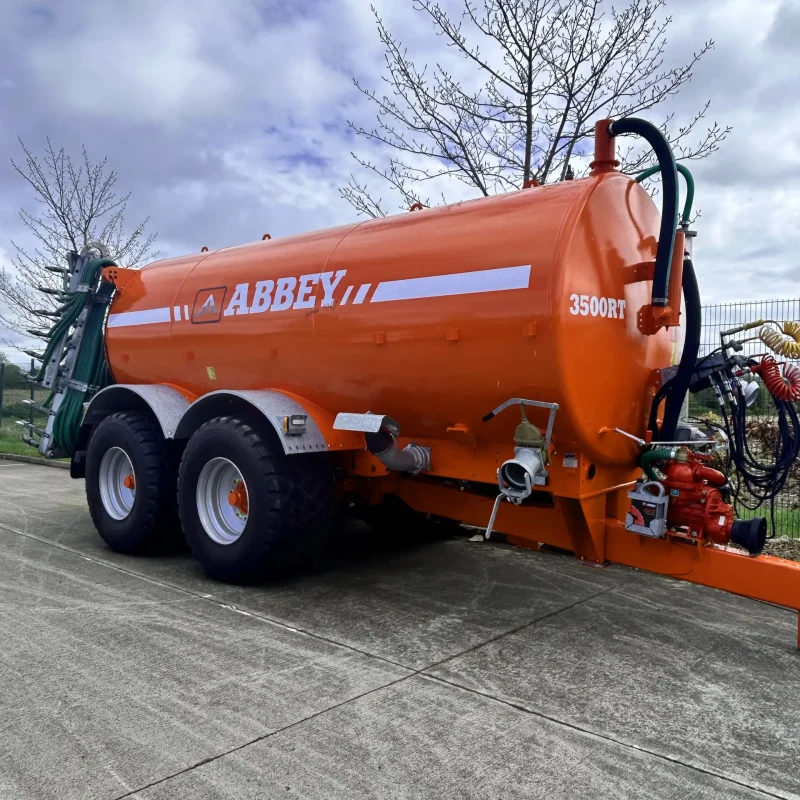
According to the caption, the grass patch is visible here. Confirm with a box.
[1,387,50,418]
[0,424,68,461]
[0,424,37,456]
[1,386,51,457]
[738,505,800,540]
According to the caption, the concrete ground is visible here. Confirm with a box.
[0,462,799,800]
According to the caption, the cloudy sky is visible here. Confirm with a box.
[0,0,798,357]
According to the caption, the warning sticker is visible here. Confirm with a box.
[563,453,578,468]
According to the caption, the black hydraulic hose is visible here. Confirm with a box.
[653,257,701,441]
[608,118,679,307]
[648,377,673,438]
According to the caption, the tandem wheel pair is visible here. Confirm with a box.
[85,411,335,583]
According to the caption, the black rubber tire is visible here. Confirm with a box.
[86,411,179,554]
[178,416,335,583]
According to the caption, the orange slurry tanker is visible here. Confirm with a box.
[23,118,800,645]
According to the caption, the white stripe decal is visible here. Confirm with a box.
[353,284,371,304]
[371,264,531,303]
[370,265,531,303]
[105,266,530,327]
[107,307,172,328]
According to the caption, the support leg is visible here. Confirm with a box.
[559,495,607,565]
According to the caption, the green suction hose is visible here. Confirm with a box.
[32,256,116,455]
[635,163,695,226]
[640,448,676,481]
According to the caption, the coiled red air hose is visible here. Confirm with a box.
[758,356,800,402]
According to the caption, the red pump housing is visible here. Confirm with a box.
[662,453,734,546]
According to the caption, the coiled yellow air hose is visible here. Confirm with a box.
[759,321,800,359]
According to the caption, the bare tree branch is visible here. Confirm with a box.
[0,139,158,340]
[343,0,730,217]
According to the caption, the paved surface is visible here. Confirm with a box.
[0,461,799,799]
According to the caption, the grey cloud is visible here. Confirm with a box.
[766,0,800,50]
[0,0,798,352]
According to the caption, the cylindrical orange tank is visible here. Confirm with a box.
[106,169,672,483]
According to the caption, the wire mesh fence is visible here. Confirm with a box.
[688,298,800,539]
[0,359,51,456]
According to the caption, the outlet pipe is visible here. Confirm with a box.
[365,429,431,474]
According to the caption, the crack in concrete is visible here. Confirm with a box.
[109,673,414,800]
[108,588,625,799]
[0,522,412,672]
[1,520,789,799]
[419,584,620,674]
[420,672,792,800]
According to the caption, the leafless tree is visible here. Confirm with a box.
[0,139,157,339]
[342,0,730,217]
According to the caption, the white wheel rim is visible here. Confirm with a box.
[196,457,249,545]
[99,447,136,521]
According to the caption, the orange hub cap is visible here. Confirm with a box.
[227,483,249,515]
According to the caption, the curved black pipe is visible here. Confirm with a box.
[657,257,701,441]
[647,379,671,439]
[365,428,430,473]
[608,118,679,307]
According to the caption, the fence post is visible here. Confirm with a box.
[29,358,34,425]
[0,362,5,430]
